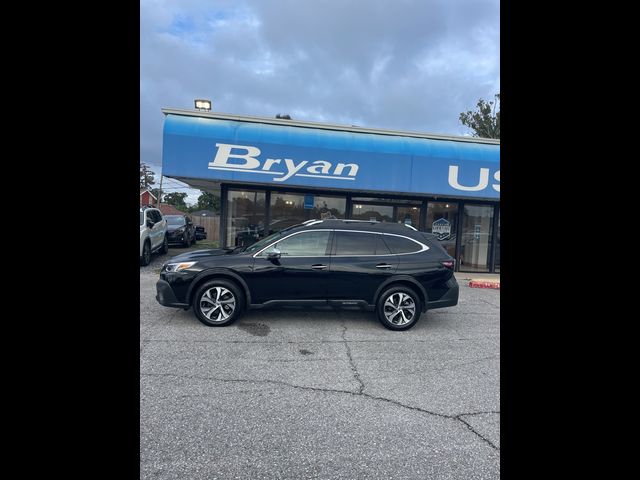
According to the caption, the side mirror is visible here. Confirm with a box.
[146,220,154,228]
[267,248,281,260]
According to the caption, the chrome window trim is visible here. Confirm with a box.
[252,229,429,258]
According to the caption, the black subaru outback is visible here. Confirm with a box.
[156,219,459,330]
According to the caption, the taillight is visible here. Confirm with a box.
[442,260,455,269]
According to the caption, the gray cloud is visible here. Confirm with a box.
[141,0,499,193]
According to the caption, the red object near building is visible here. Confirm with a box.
[140,190,157,205]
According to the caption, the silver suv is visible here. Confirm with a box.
[140,206,168,265]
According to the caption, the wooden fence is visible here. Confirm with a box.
[191,215,220,243]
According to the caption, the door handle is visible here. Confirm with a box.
[311,264,328,270]
[376,263,393,269]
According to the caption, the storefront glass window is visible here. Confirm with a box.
[426,202,459,258]
[495,211,500,272]
[269,193,345,235]
[352,204,394,222]
[460,204,494,272]
[396,206,421,230]
[226,189,266,247]
[352,197,421,205]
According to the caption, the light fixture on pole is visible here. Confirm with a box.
[194,99,212,111]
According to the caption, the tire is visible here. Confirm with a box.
[193,279,244,327]
[140,240,151,266]
[159,236,169,254]
[376,285,422,331]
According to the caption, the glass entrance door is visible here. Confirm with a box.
[459,204,495,272]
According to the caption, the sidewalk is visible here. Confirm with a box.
[454,272,500,281]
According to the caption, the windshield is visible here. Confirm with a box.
[165,216,186,226]
[140,211,144,225]
[243,226,299,253]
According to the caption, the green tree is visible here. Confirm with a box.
[459,93,500,139]
[163,192,188,210]
[140,162,155,189]
[196,191,221,212]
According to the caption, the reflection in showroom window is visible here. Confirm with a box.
[270,231,330,257]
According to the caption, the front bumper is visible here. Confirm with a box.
[156,279,190,308]
[166,232,187,244]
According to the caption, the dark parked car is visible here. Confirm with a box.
[194,225,207,241]
[156,219,459,330]
[164,215,196,247]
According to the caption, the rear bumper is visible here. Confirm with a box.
[156,279,189,308]
[427,278,459,310]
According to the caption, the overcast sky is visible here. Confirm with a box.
[140,0,500,205]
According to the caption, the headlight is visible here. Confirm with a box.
[174,227,186,234]
[164,261,196,272]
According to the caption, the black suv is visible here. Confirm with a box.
[164,215,196,247]
[156,219,459,330]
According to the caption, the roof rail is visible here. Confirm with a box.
[324,219,380,224]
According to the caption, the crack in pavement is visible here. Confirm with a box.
[479,298,500,309]
[341,322,365,394]
[457,416,499,450]
[141,372,499,451]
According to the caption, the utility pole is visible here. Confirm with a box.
[157,174,163,207]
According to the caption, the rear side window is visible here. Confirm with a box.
[334,232,391,256]
[382,234,423,254]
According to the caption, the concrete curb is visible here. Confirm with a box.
[469,280,500,289]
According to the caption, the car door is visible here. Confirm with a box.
[327,230,398,305]
[151,210,165,249]
[248,230,333,304]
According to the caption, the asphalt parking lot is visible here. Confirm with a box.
[140,256,500,479]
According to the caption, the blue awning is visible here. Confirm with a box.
[162,112,500,199]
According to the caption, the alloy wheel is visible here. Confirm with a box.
[383,292,416,326]
[199,287,236,323]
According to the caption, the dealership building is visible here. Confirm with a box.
[161,108,500,273]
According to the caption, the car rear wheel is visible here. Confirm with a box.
[193,280,244,327]
[140,241,151,266]
[376,286,422,331]
[159,236,168,254]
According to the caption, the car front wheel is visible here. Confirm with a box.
[193,280,244,327]
[376,286,422,331]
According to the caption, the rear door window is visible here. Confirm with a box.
[334,232,391,256]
